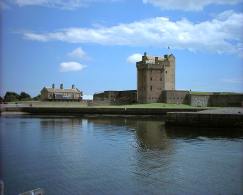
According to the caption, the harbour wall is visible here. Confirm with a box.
[1,106,204,116]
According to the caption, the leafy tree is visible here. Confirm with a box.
[19,91,31,101]
[33,94,41,101]
[0,96,3,103]
[4,92,20,102]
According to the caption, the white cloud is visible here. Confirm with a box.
[142,0,243,11]
[23,33,48,41]
[59,61,86,72]
[68,47,87,60]
[127,53,142,64]
[23,11,243,56]
[12,0,120,9]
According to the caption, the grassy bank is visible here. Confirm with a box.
[94,103,196,109]
[13,101,87,107]
[7,101,201,109]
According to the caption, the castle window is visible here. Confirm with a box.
[150,86,152,91]
[160,78,162,81]
[166,71,167,74]
[150,77,152,81]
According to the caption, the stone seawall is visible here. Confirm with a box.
[2,106,204,116]
[166,109,243,127]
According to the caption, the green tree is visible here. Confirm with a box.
[4,92,20,102]
[33,94,41,101]
[0,96,3,103]
[19,91,31,101]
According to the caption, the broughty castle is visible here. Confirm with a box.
[94,52,243,107]
[136,52,175,103]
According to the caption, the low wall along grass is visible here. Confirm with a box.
[12,101,198,109]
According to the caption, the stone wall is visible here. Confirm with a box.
[161,91,243,107]
[189,95,210,107]
[93,89,243,107]
[166,112,243,127]
[93,90,137,105]
[209,94,243,107]
[189,94,243,107]
[21,107,204,115]
[160,90,189,104]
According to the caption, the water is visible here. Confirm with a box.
[0,115,243,195]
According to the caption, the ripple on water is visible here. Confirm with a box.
[1,116,242,195]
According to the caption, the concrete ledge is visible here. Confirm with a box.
[2,106,205,116]
[166,112,243,127]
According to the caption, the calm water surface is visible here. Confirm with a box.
[0,115,243,195]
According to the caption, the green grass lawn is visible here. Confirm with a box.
[14,101,87,107]
[93,103,199,109]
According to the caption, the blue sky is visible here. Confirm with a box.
[1,0,243,98]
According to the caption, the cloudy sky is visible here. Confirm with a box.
[1,0,243,98]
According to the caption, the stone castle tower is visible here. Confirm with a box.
[136,52,175,103]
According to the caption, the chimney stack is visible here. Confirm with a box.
[60,83,63,89]
[52,84,55,89]
[72,84,75,89]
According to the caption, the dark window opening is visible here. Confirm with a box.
[150,77,152,81]
[150,86,152,91]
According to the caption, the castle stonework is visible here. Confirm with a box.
[136,52,175,103]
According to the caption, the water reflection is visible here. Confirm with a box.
[134,120,169,150]
[1,115,242,195]
[40,118,82,130]
[87,117,170,150]
[86,117,243,149]
[42,116,243,151]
